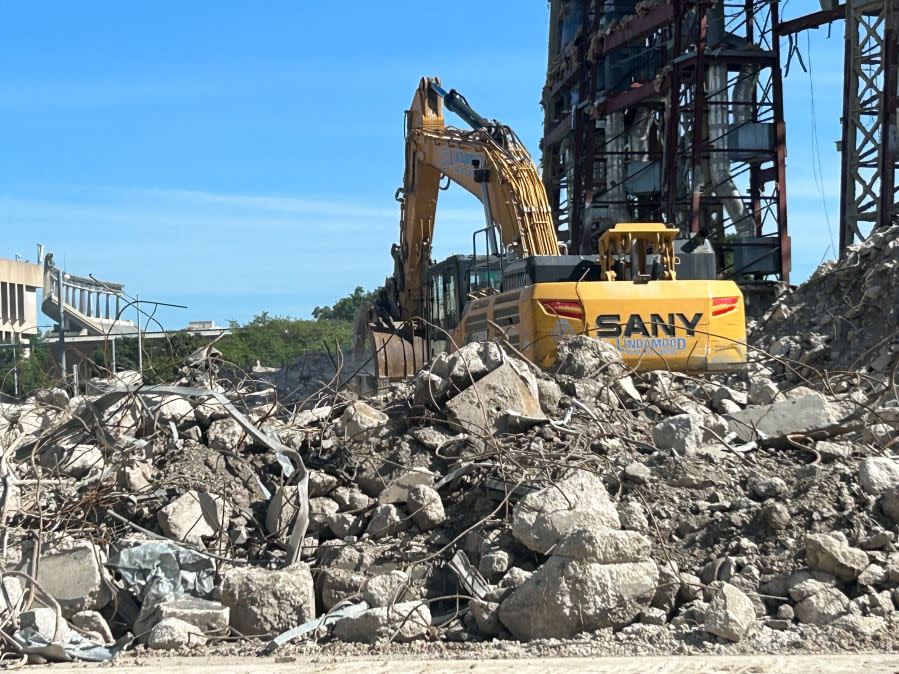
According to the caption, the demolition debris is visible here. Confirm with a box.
[0,230,897,664]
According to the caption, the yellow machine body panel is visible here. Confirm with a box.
[457,279,747,372]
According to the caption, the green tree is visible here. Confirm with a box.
[0,334,60,399]
[311,286,377,322]
[216,312,353,369]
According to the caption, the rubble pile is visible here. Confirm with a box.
[0,309,898,661]
[754,224,899,377]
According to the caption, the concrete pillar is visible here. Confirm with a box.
[105,294,111,319]
[95,292,100,318]
[115,295,120,320]
[79,289,86,314]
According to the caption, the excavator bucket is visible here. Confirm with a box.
[352,306,428,382]
[366,324,428,381]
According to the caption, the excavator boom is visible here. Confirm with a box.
[395,77,558,319]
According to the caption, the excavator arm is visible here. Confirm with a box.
[393,77,559,319]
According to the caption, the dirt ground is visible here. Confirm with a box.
[22,654,899,673]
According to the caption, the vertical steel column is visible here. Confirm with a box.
[665,0,684,227]
[840,0,899,251]
[578,0,603,253]
[880,1,899,230]
[568,0,593,252]
[771,0,791,281]
[689,5,709,234]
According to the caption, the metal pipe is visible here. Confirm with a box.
[707,63,755,237]
[57,271,67,388]
[136,294,143,374]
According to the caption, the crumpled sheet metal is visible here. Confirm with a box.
[13,628,131,663]
[107,541,216,606]
[448,550,489,600]
[108,540,217,636]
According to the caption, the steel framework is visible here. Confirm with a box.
[543,0,792,281]
[840,0,899,249]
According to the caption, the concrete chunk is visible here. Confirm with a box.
[555,528,651,564]
[218,563,315,637]
[511,470,620,554]
[71,610,113,644]
[16,541,112,616]
[157,490,222,543]
[727,393,836,441]
[19,607,70,642]
[704,581,755,642]
[806,533,869,581]
[361,570,413,608]
[445,361,544,435]
[333,600,431,644]
[499,558,658,640]
[340,401,388,441]
[859,457,899,496]
[405,484,445,530]
[147,616,206,650]
[206,418,249,452]
[367,504,410,539]
[651,414,705,453]
[155,597,229,634]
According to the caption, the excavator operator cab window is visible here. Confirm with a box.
[468,268,502,293]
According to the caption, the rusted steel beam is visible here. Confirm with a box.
[777,6,845,36]
[593,3,675,57]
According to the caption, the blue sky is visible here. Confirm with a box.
[0,1,844,328]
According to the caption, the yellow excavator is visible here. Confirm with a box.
[355,77,747,381]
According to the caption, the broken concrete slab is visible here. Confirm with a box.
[726,393,836,441]
[445,361,544,436]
